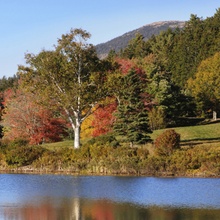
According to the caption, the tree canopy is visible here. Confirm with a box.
[187,52,220,116]
[113,69,152,146]
[19,28,112,148]
[1,8,220,146]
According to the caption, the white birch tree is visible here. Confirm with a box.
[19,29,110,149]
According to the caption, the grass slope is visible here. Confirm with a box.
[151,122,220,144]
[43,122,220,150]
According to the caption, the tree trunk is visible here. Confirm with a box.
[66,109,81,149]
[213,111,217,121]
[74,125,80,149]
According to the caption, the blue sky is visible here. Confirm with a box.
[1,0,219,77]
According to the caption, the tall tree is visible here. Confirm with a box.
[0,75,18,92]
[91,98,117,137]
[148,69,196,126]
[0,75,18,139]
[187,52,220,117]
[120,33,150,59]
[2,88,67,144]
[169,9,220,87]
[149,28,176,70]
[0,94,3,138]
[113,69,152,146]
[19,29,111,148]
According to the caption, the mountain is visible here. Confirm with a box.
[95,21,185,58]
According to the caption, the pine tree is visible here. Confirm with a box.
[113,69,152,146]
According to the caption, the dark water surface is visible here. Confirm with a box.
[0,174,220,219]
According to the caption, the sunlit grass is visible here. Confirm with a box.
[150,122,220,142]
[42,122,220,150]
[43,140,73,151]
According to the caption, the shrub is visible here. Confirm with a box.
[8,138,29,148]
[33,150,62,170]
[154,129,180,156]
[0,140,8,154]
[5,145,45,166]
[84,133,120,148]
[0,152,6,167]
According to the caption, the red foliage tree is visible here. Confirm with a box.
[91,58,148,137]
[2,88,67,144]
[91,98,117,137]
[116,58,145,76]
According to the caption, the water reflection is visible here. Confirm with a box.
[2,198,220,220]
[1,174,220,220]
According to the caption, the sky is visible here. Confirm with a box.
[0,0,219,78]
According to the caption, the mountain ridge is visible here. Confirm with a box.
[95,20,185,58]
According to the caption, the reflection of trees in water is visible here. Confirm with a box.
[3,199,220,220]
[3,201,57,220]
[82,200,114,220]
[3,198,81,220]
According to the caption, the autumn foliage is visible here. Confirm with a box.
[154,129,180,156]
[2,88,67,144]
[91,99,117,137]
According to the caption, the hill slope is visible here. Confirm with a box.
[96,21,185,58]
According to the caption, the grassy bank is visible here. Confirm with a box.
[151,122,220,144]
[0,122,220,177]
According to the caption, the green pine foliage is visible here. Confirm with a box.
[168,9,220,87]
[113,69,152,146]
[0,75,18,92]
[120,33,151,59]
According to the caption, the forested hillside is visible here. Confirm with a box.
[96,20,185,58]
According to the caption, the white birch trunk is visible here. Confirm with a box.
[65,109,81,149]
[74,124,80,149]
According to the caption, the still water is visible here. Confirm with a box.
[0,174,220,220]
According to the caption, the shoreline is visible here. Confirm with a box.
[1,166,219,178]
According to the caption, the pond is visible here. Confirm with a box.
[0,174,220,219]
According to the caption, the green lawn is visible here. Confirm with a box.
[151,122,220,143]
[43,122,220,150]
[42,140,73,150]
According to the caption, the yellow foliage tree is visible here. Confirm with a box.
[81,113,94,139]
[187,52,220,117]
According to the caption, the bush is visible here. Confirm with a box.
[154,129,180,156]
[0,152,6,167]
[33,150,62,170]
[0,140,8,154]
[8,138,29,148]
[84,133,120,148]
[5,145,45,166]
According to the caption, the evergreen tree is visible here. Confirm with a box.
[120,33,150,59]
[169,9,220,87]
[147,68,196,126]
[113,69,152,146]
[148,28,177,71]
[0,75,18,92]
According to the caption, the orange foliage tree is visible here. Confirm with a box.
[91,98,117,137]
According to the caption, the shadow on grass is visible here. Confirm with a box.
[180,137,220,146]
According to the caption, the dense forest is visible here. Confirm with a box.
[0,9,220,176]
